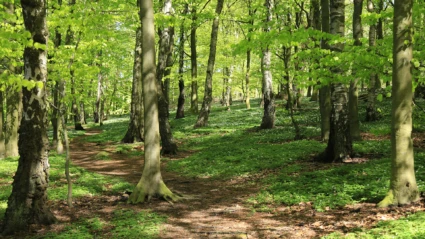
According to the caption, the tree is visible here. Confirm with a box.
[156,0,178,154]
[260,0,275,129]
[194,0,225,128]
[128,0,178,203]
[0,91,4,158]
[190,4,199,113]
[349,0,362,141]
[176,5,188,119]
[319,0,331,142]
[2,0,56,234]
[319,0,353,163]
[378,0,419,207]
[365,0,381,122]
[122,26,144,143]
[5,84,21,157]
[3,2,21,158]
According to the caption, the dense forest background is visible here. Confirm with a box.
[1,0,425,237]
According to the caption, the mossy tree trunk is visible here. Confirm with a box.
[128,0,178,204]
[194,0,224,128]
[378,0,419,207]
[2,0,56,234]
[122,26,144,143]
[260,0,275,129]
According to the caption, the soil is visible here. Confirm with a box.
[3,129,425,238]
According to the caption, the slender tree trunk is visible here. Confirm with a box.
[349,0,363,141]
[5,85,22,157]
[319,0,331,142]
[66,26,84,131]
[0,91,4,158]
[366,0,380,122]
[95,51,103,124]
[319,0,353,163]
[157,0,177,154]
[122,26,144,143]
[245,0,254,110]
[2,0,56,234]
[310,0,320,103]
[176,7,187,119]
[194,0,224,128]
[128,0,178,204]
[378,0,419,207]
[260,0,275,129]
[190,6,199,113]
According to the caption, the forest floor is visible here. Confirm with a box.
[35,128,425,239]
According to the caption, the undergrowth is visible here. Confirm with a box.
[2,97,425,238]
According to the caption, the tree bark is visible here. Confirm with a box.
[157,0,177,154]
[260,0,275,129]
[94,51,103,124]
[245,0,254,110]
[319,0,353,163]
[190,6,199,113]
[176,7,187,119]
[0,91,4,158]
[349,0,363,141]
[5,85,22,157]
[194,0,224,128]
[378,0,419,207]
[366,0,380,122]
[122,26,144,143]
[2,0,56,234]
[128,0,178,204]
[319,0,331,142]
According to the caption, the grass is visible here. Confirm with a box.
[323,212,425,238]
[1,97,425,238]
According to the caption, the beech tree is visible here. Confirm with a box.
[378,0,419,207]
[319,0,353,163]
[128,0,178,203]
[156,0,178,154]
[122,26,144,143]
[2,0,56,234]
[260,0,275,129]
[194,0,225,128]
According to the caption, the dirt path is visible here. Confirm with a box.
[54,129,425,238]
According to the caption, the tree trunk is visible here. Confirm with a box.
[2,0,56,234]
[365,0,380,122]
[378,0,419,207]
[156,0,177,154]
[260,0,275,129]
[95,51,103,124]
[245,1,254,110]
[0,91,4,158]
[176,9,187,119]
[190,6,199,113]
[194,0,224,128]
[122,27,144,143]
[319,0,331,142]
[319,0,353,162]
[128,0,178,204]
[349,0,363,141]
[66,26,84,131]
[5,85,22,157]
